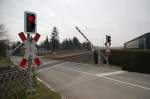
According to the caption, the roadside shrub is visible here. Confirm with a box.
[108,49,150,74]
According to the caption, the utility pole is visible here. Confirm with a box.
[27,34,34,94]
[105,35,111,65]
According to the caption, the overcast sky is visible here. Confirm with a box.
[0,0,150,47]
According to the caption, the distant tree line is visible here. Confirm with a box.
[39,27,91,52]
[60,37,91,50]
[0,24,9,58]
[40,37,91,51]
[0,25,91,58]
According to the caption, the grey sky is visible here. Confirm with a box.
[0,0,150,46]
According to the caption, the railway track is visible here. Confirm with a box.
[60,52,93,63]
[0,66,18,74]
[0,52,93,74]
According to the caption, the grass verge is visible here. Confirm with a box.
[86,59,95,65]
[0,58,12,67]
[28,80,61,99]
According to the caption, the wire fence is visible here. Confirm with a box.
[0,69,28,99]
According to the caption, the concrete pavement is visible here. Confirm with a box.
[37,61,150,99]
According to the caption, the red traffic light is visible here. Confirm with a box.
[28,15,35,23]
[25,11,36,33]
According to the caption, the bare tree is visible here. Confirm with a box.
[0,24,8,40]
[0,24,9,57]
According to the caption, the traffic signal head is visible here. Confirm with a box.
[106,35,111,43]
[108,36,111,43]
[28,15,35,23]
[25,11,36,34]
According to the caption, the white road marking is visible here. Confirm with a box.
[60,66,124,77]
[103,76,150,91]
[37,77,68,99]
[36,77,56,92]
[41,60,60,65]
[39,61,150,91]
[38,62,62,70]
[57,65,150,91]
[60,66,95,76]
[96,71,126,77]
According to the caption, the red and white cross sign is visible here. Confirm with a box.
[105,42,111,57]
[18,32,41,68]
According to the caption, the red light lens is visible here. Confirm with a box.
[28,15,34,22]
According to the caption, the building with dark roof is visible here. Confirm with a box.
[124,32,150,49]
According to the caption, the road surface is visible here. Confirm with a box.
[10,53,150,99]
[37,60,150,99]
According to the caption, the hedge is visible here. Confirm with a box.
[107,49,150,74]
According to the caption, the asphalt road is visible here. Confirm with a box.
[10,53,150,99]
[37,59,150,99]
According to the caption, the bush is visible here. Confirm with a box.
[108,49,150,74]
[0,40,7,58]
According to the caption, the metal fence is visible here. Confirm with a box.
[0,69,28,99]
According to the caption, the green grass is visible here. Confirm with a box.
[28,80,61,99]
[0,58,12,67]
[86,59,95,65]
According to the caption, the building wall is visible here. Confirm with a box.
[146,34,150,49]
[138,37,144,49]
[125,39,139,49]
[124,33,150,49]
